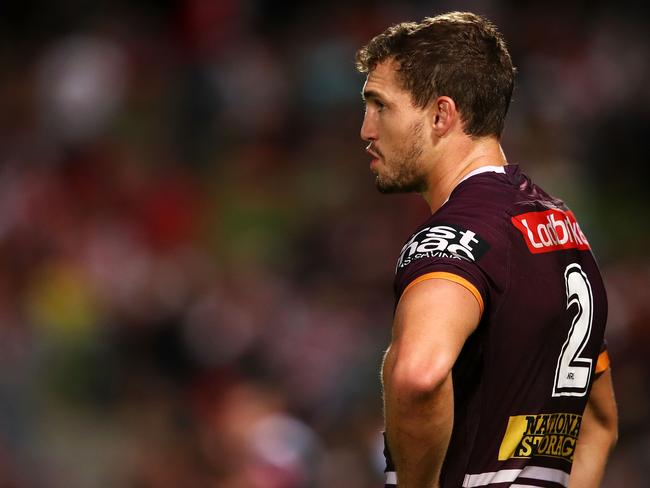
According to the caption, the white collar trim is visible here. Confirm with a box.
[457,165,506,185]
[440,165,506,207]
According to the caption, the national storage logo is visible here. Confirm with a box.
[498,413,582,463]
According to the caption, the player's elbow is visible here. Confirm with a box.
[388,353,453,400]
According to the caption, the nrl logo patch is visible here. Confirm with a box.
[396,224,489,269]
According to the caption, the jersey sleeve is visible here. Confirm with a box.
[402,271,485,314]
[393,201,508,316]
[595,340,610,376]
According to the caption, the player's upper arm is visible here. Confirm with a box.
[386,277,482,395]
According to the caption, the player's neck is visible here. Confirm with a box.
[421,136,507,213]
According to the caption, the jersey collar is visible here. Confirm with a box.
[440,165,507,208]
[457,165,506,185]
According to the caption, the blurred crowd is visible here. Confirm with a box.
[0,1,648,486]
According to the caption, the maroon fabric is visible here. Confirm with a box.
[386,165,608,487]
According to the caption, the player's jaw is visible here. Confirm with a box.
[371,127,428,194]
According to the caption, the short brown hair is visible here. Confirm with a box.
[356,11,515,138]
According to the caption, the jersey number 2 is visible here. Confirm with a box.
[552,263,593,397]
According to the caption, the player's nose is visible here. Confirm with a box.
[360,114,377,142]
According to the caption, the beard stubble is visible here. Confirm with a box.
[375,120,427,194]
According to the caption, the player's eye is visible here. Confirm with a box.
[361,96,386,113]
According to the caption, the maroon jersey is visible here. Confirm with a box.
[384,165,610,488]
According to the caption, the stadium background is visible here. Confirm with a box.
[0,0,648,486]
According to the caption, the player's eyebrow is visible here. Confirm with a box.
[361,89,383,102]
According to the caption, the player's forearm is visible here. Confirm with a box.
[383,348,454,487]
[569,411,617,488]
[569,369,618,488]
[569,424,616,487]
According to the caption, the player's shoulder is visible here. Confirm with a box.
[441,164,568,223]
[393,168,519,305]
[430,166,516,233]
[413,164,572,264]
[394,168,517,270]
[394,165,573,272]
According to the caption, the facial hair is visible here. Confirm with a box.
[375,120,427,194]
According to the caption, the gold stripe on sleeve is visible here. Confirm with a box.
[402,271,484,315]
[595,350,610,374]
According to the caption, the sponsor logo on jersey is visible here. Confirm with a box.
[498,413,582,463]
[396,224,489,269]
[511,209,590,254]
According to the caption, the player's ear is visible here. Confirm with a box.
[431,96,457,136]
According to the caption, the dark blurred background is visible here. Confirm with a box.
[0,0,648,486]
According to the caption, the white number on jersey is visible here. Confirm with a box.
[552,263,594,397]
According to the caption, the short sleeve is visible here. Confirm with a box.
[595,340,610,376]
[393,213,507,317]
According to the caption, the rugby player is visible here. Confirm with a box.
[356,12,618,488]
